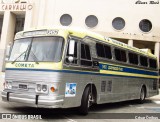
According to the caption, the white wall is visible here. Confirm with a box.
[29,0,160,41]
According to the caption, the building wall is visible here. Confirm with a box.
[0,0,160,71]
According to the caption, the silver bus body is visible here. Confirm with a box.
[1,28,159,114]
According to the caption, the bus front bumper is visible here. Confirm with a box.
[1,91,64,108]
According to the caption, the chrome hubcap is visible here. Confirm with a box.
[88,93,92,108]
[140,89,145,100]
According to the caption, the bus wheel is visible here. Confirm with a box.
[79,86,93,115]
[138,87,146,104]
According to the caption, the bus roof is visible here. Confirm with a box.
[15,26,157,59]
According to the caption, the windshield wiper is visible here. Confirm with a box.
[11,44,39,64]
[30,51,39,64]
[11,46,30,64]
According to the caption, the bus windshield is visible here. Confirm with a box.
[9,36,64,62]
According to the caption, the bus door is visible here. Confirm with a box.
[64,36,98,100]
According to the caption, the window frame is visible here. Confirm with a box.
[149,58,157,69]
[10,36,65,63]
[128,52,139,65]
[64,37,80,66]
[140,55,148,67]
[114,48,127,62]
[96,42,112,60]
[64,36,94,68]
[80,42,93,67]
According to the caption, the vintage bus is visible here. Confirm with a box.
[1,27,159,115]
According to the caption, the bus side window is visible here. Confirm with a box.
[96,43,112,59]
[114,48,127,62]
[149,58,157,69]
[104,45,112,59]
[66,40,78,64]
[128,52,138,65]
[80,43,92,66]
[140,56,148,67]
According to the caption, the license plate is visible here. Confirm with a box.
[19,84,28,89]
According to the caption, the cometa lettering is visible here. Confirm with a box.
[15,63,34,68]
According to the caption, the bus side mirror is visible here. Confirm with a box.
[5,43,12,61]
[68,40,75,63]
[68,56,74,62]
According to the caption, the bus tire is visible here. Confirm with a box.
[79,86,93,115]
[138,86,146,104]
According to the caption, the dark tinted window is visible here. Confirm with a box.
[128,52,138,65]
[112,17,125,30]
[60,14,72,26]
[140,56,148,67]
[149,59,157,69]
[85,15,98,28]
[104,45,112,59]
[85,44,91,60]
[96,43,105,58]
[81,44,86,59]
[96,43,112,59]
[139,19,152,32]
[81,44,91,60]
[114,48,126,62]
[81,43,92,66]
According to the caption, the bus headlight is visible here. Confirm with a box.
[5,81,12,89]
[42,85,47,92]
[37,84,41,91]
[36,84,48,93]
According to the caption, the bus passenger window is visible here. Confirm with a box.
[128,52,138,65]
[96,43,105,58]
[80,43,92,66]
[96,43,112,59]
[149,59,157,69]
[66,40,78,64]
[104,45,112,59]
[114,49,126,62]
[140,56,148,67]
